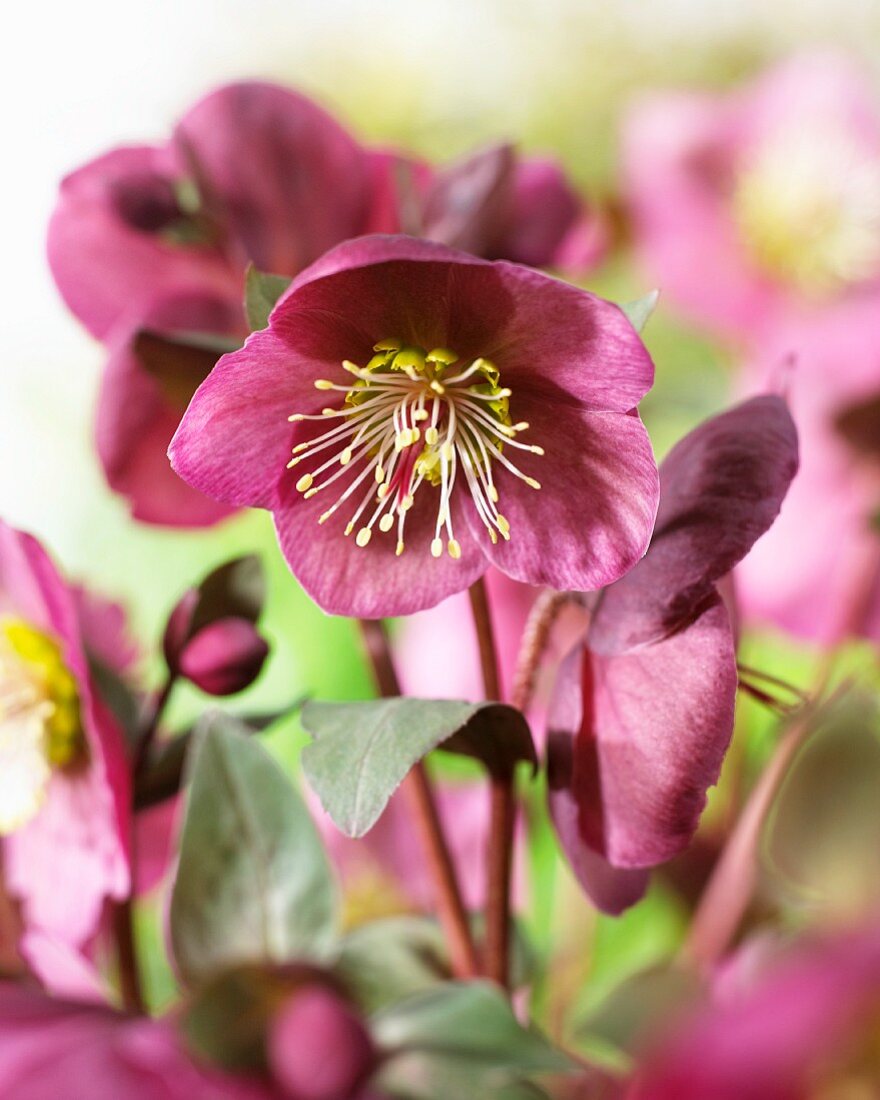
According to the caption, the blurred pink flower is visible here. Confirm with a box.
[738,301,880,643]
[632,927,880,1099]
[623,51,880,343]
[170,234,658,618]
[0,982,280,1100]
[368,144,608,275]
[547,397,798,913]
[0,520,130,951]
[49,81,372,526]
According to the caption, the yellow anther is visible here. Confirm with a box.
[288,413,305,422]
[379,513,395,533]
[426,347,459,365]
[342,360,361,374]
[497,514,510,536]
[425,426,439,446]
[396,541,405,557]
[488,528,498,544]
[296,473,313,493]
[340,448,353,465]
[410,428,421,444]
[430,538,443,558]
[489,485,499,503]
[525,477,541,490]
[401,495,414,512]
[318,511,333,524]
[314,379,334,391]
[375,466,385,483]
[292,442,309,454]
[530,445,545,456]
[441,443,453,461]
[356,527,372,547]
[377,484,390,499]
[413,409,429,422]
[321,408,335,416]
[497,388,512,399]
[448,539,462,560]
[344,522,354,536]
[430,381,446,395]
[286,457,301,469]
[513,421,529,431]
[304,489,318,499]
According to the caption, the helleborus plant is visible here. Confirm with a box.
[547,395,798,912]
[170,234,659,617]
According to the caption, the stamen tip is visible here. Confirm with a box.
[355,527,372,548]
[379,513,395,532]
[448,539,462,560]
[296,473,313,493]
[430,537,443,558]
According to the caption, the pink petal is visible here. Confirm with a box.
[590,395,798,654]
[174,81,370,276]
[476,403,658,593]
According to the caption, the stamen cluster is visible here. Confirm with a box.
[287,340,542,558]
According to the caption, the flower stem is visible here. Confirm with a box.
[357,619,479,979]
[467,578,513,989]
[112,895,145,1014]
[511,590,578,714]
[133,673,177,779]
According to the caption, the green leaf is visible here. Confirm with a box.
[373,982,574,1074]
[301,699,534,837]
[170,713,337,986]
[245,264,293,331]
[378,1051,552,1100]
[337,917,450,1014]
[620,290,660,334]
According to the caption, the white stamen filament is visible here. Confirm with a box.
[286,344,541,558]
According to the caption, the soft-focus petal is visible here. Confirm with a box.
[590,396,798,654]
[47,146,238,340]
[179,617,268,696]
[421,143,515,254]
[174,81,370,276]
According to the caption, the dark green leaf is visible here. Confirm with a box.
[301,699,534,837]
[245,264,293,332]
[378,1052,552,1100]
[372,982,574,1074]
[170,713,337,986]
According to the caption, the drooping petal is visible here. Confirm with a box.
[547,653,650,913]
[476,403,658,594]
[47,146,239,341]
[590,395,798,654]
[174,81,370,276]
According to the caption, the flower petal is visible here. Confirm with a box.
[174,81,370,275]
[475,403,658,593]
[590,395,798,654]
[47,146,238,340]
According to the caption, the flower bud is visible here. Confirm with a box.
[268,985,376,1100]
[178,617,268,696]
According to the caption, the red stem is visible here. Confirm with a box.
[357,619,479,978]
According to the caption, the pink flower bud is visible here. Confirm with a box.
[178,617,268,696]
[268,986,376,1100]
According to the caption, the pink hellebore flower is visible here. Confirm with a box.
[169,235,659,618]
[632,927,880,1099]
[547,397,798,913]
[0,520,130,950]
[368,143,608,275]
[738,303,880,643]
[48,81,372,525]
[623,51,880,343]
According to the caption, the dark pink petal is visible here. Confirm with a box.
[281,236,655,412]
[476,404,658,593]
[268,986,376,1100]
[178,617,269,696]
[134,799,178,896]
[421,143,515,254]
[47,146,239,341]
[491,157,601,273]
[71,587,139,676]
[97,291,242,527]
[19,931,110,1004]
[361,150,432,235]
[590,395,798,654]
[174,81,370,276]
[273,472,487,618]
